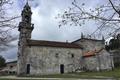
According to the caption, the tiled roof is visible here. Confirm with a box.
[83,48,104,57]
[72,38,104,43]
[27,40,82,49]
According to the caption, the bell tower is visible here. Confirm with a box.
[18,2,34,49]
[18,2,34,40]
[17,2,34,75]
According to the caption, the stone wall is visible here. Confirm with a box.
[98,50,114,70]
[24,46,82,75]
[109,49,120,67]
[73,39,113,71]
[83,50,113,71]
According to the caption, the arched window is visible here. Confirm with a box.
[25,15,29,23]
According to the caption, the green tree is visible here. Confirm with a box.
[58,0,120,38]
[0,55,6,68]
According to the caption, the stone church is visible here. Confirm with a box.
[17,3,114,75]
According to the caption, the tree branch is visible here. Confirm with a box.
[109,0,120,15]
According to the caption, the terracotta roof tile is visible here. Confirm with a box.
[83,48,104,57]
[27,40,82,49]
[83,50,96,57]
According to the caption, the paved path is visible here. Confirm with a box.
[0,76,117,80]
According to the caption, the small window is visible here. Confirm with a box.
[55,53,59,58]
[10,65,13,69]
[71,54,74,58]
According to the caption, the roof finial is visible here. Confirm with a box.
[25,0,29,6]
[24,0,30,8]
[26,0,29,4]
[27,0,28,3]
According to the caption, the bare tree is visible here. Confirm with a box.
[0,0,18,51]
[58,0,120,39]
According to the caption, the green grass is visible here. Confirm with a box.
[0,67,120,79]
[25,67,120,79]
[77,67,120,78]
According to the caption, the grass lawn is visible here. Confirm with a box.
[26,67,120,79]
[76,67,120,78]
[0,67,120,80]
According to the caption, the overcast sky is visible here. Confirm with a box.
[0,0,108,62]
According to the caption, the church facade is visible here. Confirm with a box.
[17,3,114,75]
